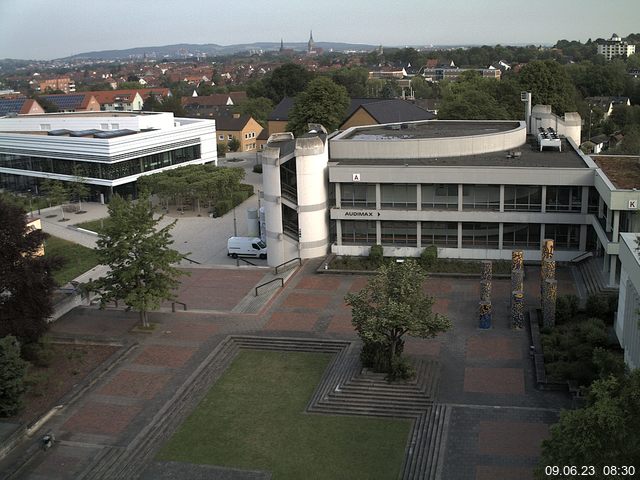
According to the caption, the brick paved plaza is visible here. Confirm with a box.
[4,262,577,479]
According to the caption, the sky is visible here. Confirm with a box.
[0,0,638,60]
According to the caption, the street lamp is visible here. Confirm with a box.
[27,189,33,217]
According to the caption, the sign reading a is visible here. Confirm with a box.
[352,173,361,182]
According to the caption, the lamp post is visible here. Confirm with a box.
[27,189,33,218]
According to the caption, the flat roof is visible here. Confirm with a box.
[10,112,152,118]
[343,121,520,140]
[331,137,589,169]
[593,155,640,189]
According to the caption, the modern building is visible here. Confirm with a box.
[597,33,636,61]
[615,233,640,369]
[0,111,216,200]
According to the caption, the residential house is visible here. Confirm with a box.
[0,98,45,116]
[586,96,631,119]
[39,93,101,112]
[340,99,436,130]
[215,114,263,153]
[36,77,75,94]
[83,90,145,111]
[182,93,247,118]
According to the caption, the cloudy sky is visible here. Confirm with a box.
[0,0,637,60]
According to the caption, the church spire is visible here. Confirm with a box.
[280,38,284,52]
[308,30,315,54]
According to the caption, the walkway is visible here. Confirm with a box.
[0,260,577,480]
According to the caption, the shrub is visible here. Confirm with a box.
[252,164,263,173]
[217,142,228,156]
[0,336,28,417]
[215,199,232,216]
[592,347,626,380]
[231,191,246,207]
[556,294,580,324]
[369,244,384,268]
[419,245,438,270]
[586,294,612,321]
[21,338,54,367]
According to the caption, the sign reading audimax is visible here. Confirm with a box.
[341,210,381,217]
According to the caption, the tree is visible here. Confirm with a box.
[0,199,61,344]
[234,97,273,127]
[41,179,69,220]
[331,67,369,98]
[345,260,451,379]
[227,137,241,152]
[87,191,186,328]
[0,336,28,417]
[70,166,90,211]
[535,369,640,478]
[517,60,579,114]
[286,77,350,135]
[261,63,313,103]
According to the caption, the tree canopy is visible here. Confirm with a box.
[0,336,28,417]
[87,192,186,328]
[249,63,313,104]
[345,259,451,379]
[517,60,579,114]
[0,199,61,344]
[286,77,350,135]
[536,369,640,478]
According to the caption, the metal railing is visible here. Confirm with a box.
[181,256,201,265]
[171,301,187,312]
[569,251,594,264]
[255,278,283,296]
[274,257,301,275]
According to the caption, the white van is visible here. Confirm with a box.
[227,237,267,259]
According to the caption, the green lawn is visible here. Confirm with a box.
[44,235,100,285]
[158,350,411,480]
[75,218,111,234]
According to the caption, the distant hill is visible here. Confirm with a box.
[61,42,380,60]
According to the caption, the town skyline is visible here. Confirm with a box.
[1,0,638,60]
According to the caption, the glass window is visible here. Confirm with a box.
[504,186,542,212]
[341,220,377,245]
[546,186,582,212]
[587,186,599,214]
[503,223,541,249]
[381,184,417,209]
[341,183,376,208]
[544,224,580,249]
[461,222,499,248]
[421,222,458,247]
[422,184,458,210]
[462,185,500,211]
[381,221,417,246]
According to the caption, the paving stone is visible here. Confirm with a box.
[477,421,549,457]
[133,345,197,369]
[98,370,173,399]
[263,312,320,331]
[463,367,525,395]
[62,402,142,436]
[466,336,521,361]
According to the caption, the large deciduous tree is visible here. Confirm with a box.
[517,60,579,114]
[0,199,61,344]
[345,260,451,379]
[87,191,186,328]
[535,369,640,478]
[0,335,28,417]
[286,77,350,135]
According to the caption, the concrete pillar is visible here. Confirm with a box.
[613,210,620,241]
[499,185,505,213]
[376,220,381,245]
[541,185,547,213]
[458,184,463,211]
[416,221,421,249]
[606,206,612,232]
[416,184,422,211]
[511,291,525,329]
[336,220,342,246]
[479,301,492,329]
[603,253,609,274]
[598,196,604,218]
[498,223,504,251]
[457,222,462,249]
[609,255,618,286]
[579,225,587,251]
[542,279,557,328]
[581,186,589,214]
[540,224,545,249]
[335,183,341,207]
[375,183,381,210]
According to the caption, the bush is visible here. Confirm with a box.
[253,164,263,173]
[231,191,246,207]
[419,245,438,270]
[586,294,613,321]
[217,142,228,156]
[0,336,28,417]
[21,338,54,367]
[556,295,580,324]
[592,347,626,380]
[369,244,384,268]
[215,199,232,216]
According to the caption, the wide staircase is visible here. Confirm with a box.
[79,336,449,480]
[576,256,618,297]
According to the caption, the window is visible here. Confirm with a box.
[110,123,119,130]
[544,224,580,249]
[40,124,51,131]
[461,222,499,248]
[503,223,540,248]
[381,221,417,246]
[228,134,233,140]
[218,135,224,140]
[341,220,377,245]
[341,183,376,208]
[546,186,582,212]
[504,186,542,212]
[462,185,500,211]
[421,222,458,247]
[381,184,417,209]
[587,186,599,214]
[422,184,458,210]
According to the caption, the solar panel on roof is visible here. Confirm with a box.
[42,94,85,110]
[0,98,26,116]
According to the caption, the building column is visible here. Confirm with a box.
[579,224,587,251]
[335,183,341,207]
[613,210,620,242]
[416,184,421,211]
[609,255,618,286]
[541,185,547,213]
[457,222,463,249]
[498,223,504,251]
[606,205,612,232]
[581,186,589,214]
[598,196,604,218]
[416,221,421,249]
[603,252,609,274]
[376,220,381,245]
[336,219,342,246]
[540,223,545,249]
[499,185,505,213]
[375,183,381,210]
[458,184,463,211]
